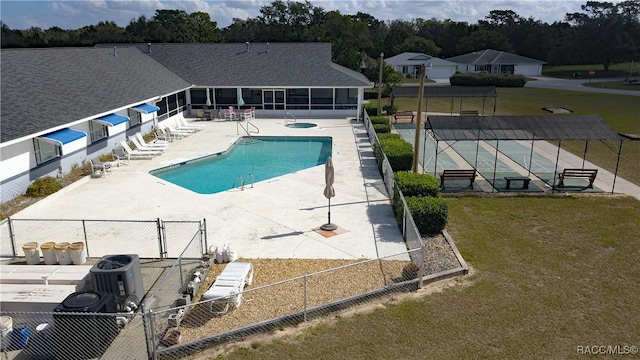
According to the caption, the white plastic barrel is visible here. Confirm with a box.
[54,242,71,265]
[40,242,58,265]
[69,242,87,265]
[22,242,40,265]
[0,316,12,350]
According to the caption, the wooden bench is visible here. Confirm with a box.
[504,176,531,190]
[557,168,598,188]
[460,110,478,116]
[439,169,477,190]
[393,111,414,123]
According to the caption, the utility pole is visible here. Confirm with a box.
[377,52,384,116]
[412,64,426,173]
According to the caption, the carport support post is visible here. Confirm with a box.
[377,52,384,116]
[552,141,562,193]
[413,64,426,173]
[582,141,589,168]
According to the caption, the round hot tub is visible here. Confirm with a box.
[285,122,317,128]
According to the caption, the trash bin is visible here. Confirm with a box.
[69,242,87,265]
[41,242,58,265]
[22,242,40,265]
[54,242,71,265]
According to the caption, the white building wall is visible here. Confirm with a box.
[514,64,542,76]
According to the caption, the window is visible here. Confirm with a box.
[127,108,142,127]
[215,88,237,107]
[168,94,178,116]
[311,89,333,109]
[286,88,309,110]
[335,88,357,109]
[33,138,60,164]
[89,121,107,142]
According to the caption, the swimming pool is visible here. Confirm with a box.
[151,136,332,194]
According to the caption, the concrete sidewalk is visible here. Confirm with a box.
[13,118,409,260]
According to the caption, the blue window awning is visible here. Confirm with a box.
[40,128,87,146]
[132,103,160,114]
[95,113,129,126]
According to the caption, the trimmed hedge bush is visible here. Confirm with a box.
[373,123,391,133]
[379,136,413,172]
[363,103,378,116]
[405,196,449,236]
[25,176,62,198]
[369,116,390,125]
[449,72,527,87]
[395,171,440,198]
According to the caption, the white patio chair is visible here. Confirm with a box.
[133,133,169,150]
[90,157,113,177]
[202,262,253,315]
[176,117,205,131]
[118,141,159,159]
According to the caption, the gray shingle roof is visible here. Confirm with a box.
[385,52,458,66]
[446,49,546,65]
[130,42,372,87]
[1,47,191,144]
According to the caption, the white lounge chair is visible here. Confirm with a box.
[112,147,130,166]
[202,262,254,315]
[176,117,205,131]
[131,134,168,152]
[118,141,159,159]
[161,124,194,138]
[135,132,169,148]
[90,157,113,177]
[155,127,180,142]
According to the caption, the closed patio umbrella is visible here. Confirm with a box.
[321,157,337,230]
[237,88,245,107]
[206,88,211,107]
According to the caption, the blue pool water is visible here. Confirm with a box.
[151,136,332,194]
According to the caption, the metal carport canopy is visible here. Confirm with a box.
[426,114,623,141]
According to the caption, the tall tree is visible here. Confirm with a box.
[565,0,640,70]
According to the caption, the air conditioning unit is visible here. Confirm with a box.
[53,291,119,360]
[90,254,144,311]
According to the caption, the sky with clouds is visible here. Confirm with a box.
[0,0,607,31]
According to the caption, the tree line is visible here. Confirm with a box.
[1,0,639,75]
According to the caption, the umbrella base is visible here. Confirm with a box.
[320,223,338,231]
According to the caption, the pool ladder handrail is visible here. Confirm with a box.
[232,173,254,190]
[236,121,259,138]
[284,111,296,124]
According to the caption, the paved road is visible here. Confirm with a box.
[525,76,640,96]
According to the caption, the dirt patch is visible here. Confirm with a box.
[542,106,573,114]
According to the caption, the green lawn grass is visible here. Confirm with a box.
[543,62,640,79]
[217,196,640,360]
[374,87,640,185]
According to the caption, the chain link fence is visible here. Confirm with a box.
[1,218,204,259]
[149,250,422,359]
[0,116,469,359]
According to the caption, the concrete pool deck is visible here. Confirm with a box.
[13,117,409,260]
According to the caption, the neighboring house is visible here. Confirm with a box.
[0,42,372,202]
[446,49,545,76]
[384,52,458,80]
